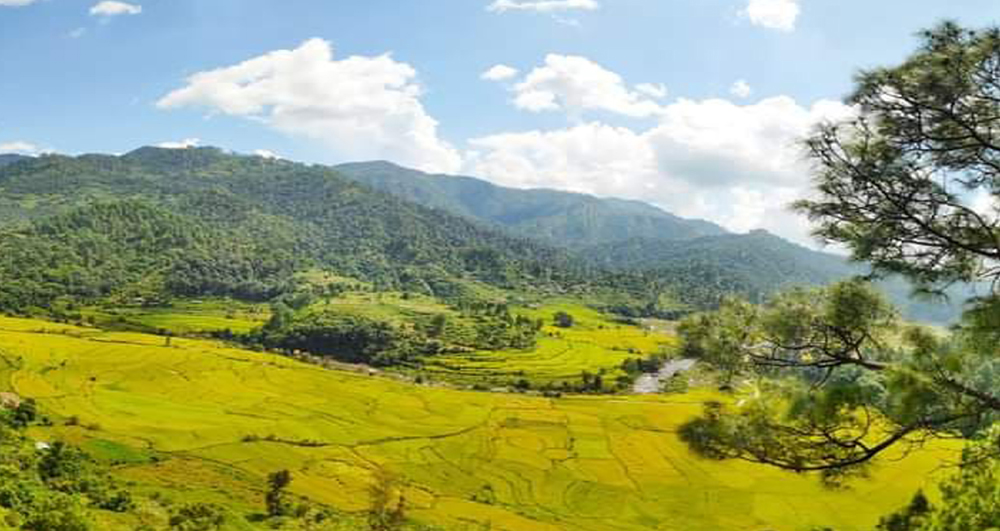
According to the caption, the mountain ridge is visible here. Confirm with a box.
[334,160,727,248]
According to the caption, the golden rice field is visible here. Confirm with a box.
[426,302,674,386]
[0,316,959,531]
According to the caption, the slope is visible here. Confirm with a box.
[0,147,580,311]
[0,316,959,531]
[583,230,973,322]
[335,161,725,248]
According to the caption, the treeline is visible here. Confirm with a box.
[238,298,543,368]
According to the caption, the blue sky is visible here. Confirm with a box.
[2,0,998,243]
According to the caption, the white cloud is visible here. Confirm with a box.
[743,0,799,32]
[731,79,753,99]
[157,39,461,173]
[68,27,87,38]
[0,0,40,7]
[253,149,283,160]
[510,54,666,118]
[481,64,520,82]
[0,141,43,154]
[89,1,142,17]
[467,96,855,246]
[636,83,668,99]
[469,122,654,194]
[487,0,599,13]
[156,138,201,149]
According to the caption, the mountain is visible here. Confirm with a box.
[0,154,29,167]
[583,230,972,323]
[335,161,726,248]
[585,229,851,280]
[0,147,581,312]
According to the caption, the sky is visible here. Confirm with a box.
[2,0,999,246]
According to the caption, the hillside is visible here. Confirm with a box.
[0,315,958,531]
[0,154,29,167]
[583,230,972,322]
[0,147,582,312]
[335,161,726,248]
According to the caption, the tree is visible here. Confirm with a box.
[265,469,293,517]
[553,311,574,328]
[368,469,405,531]
[797,22,1000,291]
[678,22,1000,480]
[869,426,999,531]
[169,503,226,531]
[428,314,448,338]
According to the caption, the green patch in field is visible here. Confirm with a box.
[82,438,156,464]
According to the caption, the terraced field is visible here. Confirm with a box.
[426,302,674,386]
[0,316,958,531]
[83,299,270,335]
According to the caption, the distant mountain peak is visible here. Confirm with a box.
[335,160,728,248]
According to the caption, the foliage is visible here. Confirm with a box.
[0,315,950,531]
[0,148,584,315]
[335,160,724,249]
[0,403,135,530]
[795,22,1000,291]
[168,502,227,531]
[677,22,1000,484]
[266,470,293,518]
[553,311,574,328]
[679,280,997,481]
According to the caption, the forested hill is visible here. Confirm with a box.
[0,147,583,312]
[583,229,852,280]
[583,230,972,323]
[0,154,29,167]
[335,160,726,248]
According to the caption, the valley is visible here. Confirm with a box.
[0,316,958,531]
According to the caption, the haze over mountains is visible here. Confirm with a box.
[335,161,727,248]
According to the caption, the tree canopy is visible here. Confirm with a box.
[678,21,1000,482]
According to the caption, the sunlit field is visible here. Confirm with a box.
[0,316,958,531]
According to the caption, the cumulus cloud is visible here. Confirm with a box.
[635,83,668,99]
[253,149,283,160]
[469,122,653,194]
[481,64,520,82]
[90,1,142,16]
[0,141,45,154]
[156,138,201,149]
[487,0,599,13]
[157,39,461,173]
[468,96,854,246]
[508,54,666,118]
[742,0,799,32]
[0,0,40,7]
[731,79,753,99]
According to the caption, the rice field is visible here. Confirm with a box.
[0,316,959,531]
[426,302,675,386]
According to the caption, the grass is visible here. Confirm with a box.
[426,302,675,387]
[82,299,270,335]
[0,315,960,531]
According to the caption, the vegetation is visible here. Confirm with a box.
[0,149,580,316]
[0,316,955,531]
[334,161,725,249]
[674,19,1000,522]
